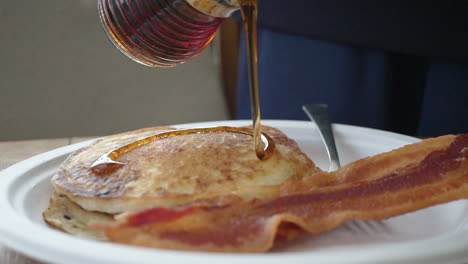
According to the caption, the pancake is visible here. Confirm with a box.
[43,192,112,240]
[50,125,319,214]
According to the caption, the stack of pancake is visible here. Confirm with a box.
[43,125,320,240]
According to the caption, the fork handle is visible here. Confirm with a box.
[303,104,341,172]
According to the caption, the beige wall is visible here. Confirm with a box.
[0,0,229,141]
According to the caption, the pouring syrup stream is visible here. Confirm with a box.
[239,0,264,159]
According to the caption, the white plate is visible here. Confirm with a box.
[0,120,467,264]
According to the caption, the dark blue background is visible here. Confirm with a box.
[236,1,468,137]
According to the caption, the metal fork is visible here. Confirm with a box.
[302,104,340,172]
[303,104,389,236]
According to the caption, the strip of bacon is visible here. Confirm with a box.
[93,134,468,252]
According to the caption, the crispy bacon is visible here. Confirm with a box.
[94,134,468,252]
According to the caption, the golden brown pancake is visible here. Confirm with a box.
[43,192,112,240]
[50,125,319,214]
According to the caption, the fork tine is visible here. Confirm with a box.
[345,219,390,236]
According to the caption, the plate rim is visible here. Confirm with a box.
[0,120,466,264]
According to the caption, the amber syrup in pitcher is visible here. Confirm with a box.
[98,0,225,67]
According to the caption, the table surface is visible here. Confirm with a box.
[0,137,96,264]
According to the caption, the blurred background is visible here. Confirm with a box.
[0,0,241,141]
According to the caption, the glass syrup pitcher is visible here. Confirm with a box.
[98,0,240,67]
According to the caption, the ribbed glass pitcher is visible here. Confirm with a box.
[98,0,239,67]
